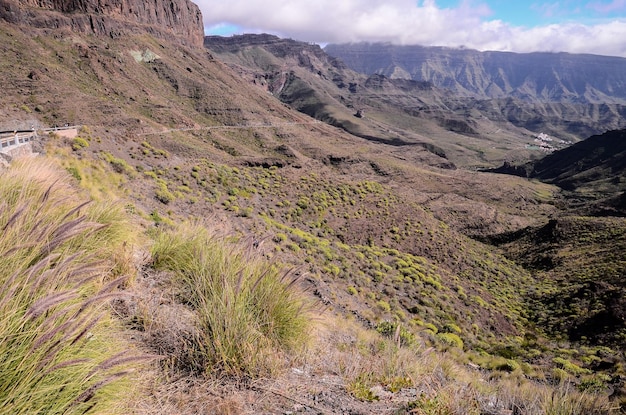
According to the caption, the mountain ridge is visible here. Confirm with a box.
[324,42,626,104]
[0,0,203,46]
[487,128,626,215]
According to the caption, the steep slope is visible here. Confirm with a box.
[531,129,626,193]
[2,8,626,413]
[484,129,626,351]
[492,216,626,352]
[0,12,561,339]
[0,0,203,46]
[489,129,626,215]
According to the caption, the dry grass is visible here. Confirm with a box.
[0,158,145,414]
[148,223,314,377]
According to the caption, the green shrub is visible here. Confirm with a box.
[273,233,288,243]
[424,323,438,334]
[100,152,134,175]
[151,224,312,376]
[553,357,591,376]
[71,137,89,151]
[406,394,452,414]
[376,300,391,313]
[376,322,415,347]
[155,183,175,204]
[442,323,462,334]
[347,374,379,402]
[495,359,520,372]
[66,166,82,181]
[436,333,464,349]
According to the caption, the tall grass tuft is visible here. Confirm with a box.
[151,223,312,376]
[0,159,142,415]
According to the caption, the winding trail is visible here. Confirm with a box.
[137,120,322,136]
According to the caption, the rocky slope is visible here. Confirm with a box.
[0,0,203,46]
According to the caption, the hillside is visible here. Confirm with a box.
[325,42,626,141]
[1,2,626,414]
[205,34,582,169]
[489,129,626,215]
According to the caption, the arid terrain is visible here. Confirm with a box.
[1,1,625,414]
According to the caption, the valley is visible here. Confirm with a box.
[0,1,625,414]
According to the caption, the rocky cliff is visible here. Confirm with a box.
[325,43,626,105]
[0,0,203,47]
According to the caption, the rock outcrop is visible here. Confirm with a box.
[0,0,203,47]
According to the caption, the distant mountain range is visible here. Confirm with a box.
[324,43,626,104]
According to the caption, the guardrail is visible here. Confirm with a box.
[41,125,81,133]
[0,125,81,152]
[0,131,37,150]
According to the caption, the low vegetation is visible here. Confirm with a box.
[149,223,312,377]
[0,159,142,414]
[1,21,624,413]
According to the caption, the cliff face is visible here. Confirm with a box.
[0,0,203,47]
[325,43,626,105]
[205,34,343,72]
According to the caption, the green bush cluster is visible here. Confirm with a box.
[437,333,464,349]
[155,182,175,204]
[376,322,416,347]
[71,136,89,151]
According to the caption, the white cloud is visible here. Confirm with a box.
[588,0,626,13]
[197,0,626,57]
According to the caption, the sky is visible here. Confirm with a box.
[196,0,626,57]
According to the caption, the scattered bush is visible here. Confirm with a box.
[66,166,82,181]
[100,152,134,175]
[437,333,464,349]
[442,323,462,334]
[376,322,416,347]
[553,357,592,376]
[155,183,175,204]
[495,359,521,372]
[71,136,89,151]
[376,300,391,313]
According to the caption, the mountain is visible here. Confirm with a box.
[324,43,626,104]
[483,130,626,349]
[2,4,626,414]
[325,42,626,140]
[208,35,626,166]
[205,34,581,168]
